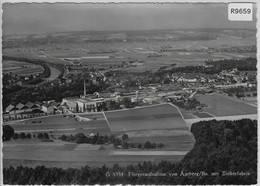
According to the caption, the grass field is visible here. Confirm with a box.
[126,129,195,151]
[192,112,213,118]
[104,104,188,132]
[5,115,111,135]
[244,96,257,106]
[195,93,257,117]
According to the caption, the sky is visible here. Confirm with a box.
[3,3,257,35]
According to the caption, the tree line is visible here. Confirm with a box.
[59,133,163,149]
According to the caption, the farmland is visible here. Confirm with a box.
[3,29,256,72]
[192,112,213,118]
[104,104,188,132]
[3,127,194,168]
[3,104,195,168]
[3,60,43,75]
[195,93,257,116]
[6,115,111,136]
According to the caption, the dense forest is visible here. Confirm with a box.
[156,57,257,76]
[3,119,257,185]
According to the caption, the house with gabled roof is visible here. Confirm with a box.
[5,104,18,114]
[41,103,55,114]
[16,103,29,113]
[34,101,43,107]
[25,101,40,111]
[49,101,60,108]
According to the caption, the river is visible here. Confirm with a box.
[47,65,61,81]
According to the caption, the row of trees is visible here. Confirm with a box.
[12,132,50,140]
[223,86,257,98]
[59,133,163,149]
[2,126,52,142]
[60,133,111,145]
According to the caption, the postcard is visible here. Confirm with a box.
[1,0,258,185]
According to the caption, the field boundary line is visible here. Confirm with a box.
[204,112,215,117]
[102,111,111,129]
[168,103,191,131]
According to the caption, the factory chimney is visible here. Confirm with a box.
[83,79,86,97]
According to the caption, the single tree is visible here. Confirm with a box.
[2,125,14,141]
[122,133,129,141]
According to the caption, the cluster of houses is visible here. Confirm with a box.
[3,101,62,121]
[170,68,256,88]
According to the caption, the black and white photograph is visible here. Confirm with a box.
[1,0,258,185]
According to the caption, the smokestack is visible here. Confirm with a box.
[84,79,86,97]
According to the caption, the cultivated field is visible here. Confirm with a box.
[3,60,43,75]
[3,29,256,72]
[104,104,188,132]
[195,93,257,116]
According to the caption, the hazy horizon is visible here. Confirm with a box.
[3,3,257,36]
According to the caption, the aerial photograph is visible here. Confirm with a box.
[1,2,257,185]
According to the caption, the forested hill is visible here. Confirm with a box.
[177,119,257,185]
[3,119,257,185]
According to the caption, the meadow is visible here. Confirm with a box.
[195,93,257,117]
[192,112,213,118]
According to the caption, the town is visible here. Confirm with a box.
[3,56,257,121]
